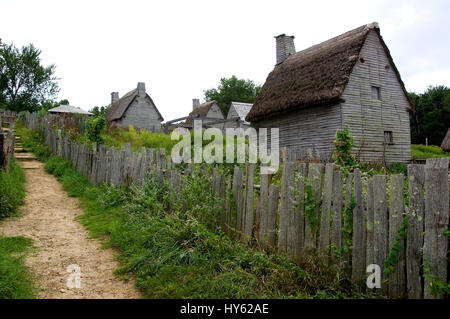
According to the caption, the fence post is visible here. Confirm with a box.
[406,164,425,299]
[295,163,306,259]
[423,158,449,299]
[319,163,334,257]
[305,163,324,253]
[259,172,269,244]
[366,178,375,268]
[331,169,343,260]
[267,184,279,248]
[243,163,255,240]
[352,169,365,282]
[232,166,244,239]
[388,174,406,298]
[373,175,388,293]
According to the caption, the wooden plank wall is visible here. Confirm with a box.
[26,113,449,299]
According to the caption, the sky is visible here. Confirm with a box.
[1,0,449,121]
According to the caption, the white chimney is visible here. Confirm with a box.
[275,34,296,65]
[192,98,200,110]
[137,82,146,95]
[111,92,119,104]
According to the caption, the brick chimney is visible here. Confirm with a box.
[111,92,119,104]
[192,98,200,110]
[275,34,295,65]
[137,82,146,95]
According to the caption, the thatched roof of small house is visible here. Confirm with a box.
[186,100,223,124]
[441,128,450,152]
[48,105,93,116]
[105,88,163,122]
[246,23,412,122]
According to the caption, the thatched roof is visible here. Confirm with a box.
[48,105,93,116]
[105,88,163,122]
[441,128,450,152]
[186,100,223,124]
[246,23,412,122]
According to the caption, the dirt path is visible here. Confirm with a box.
[0,157,141,299]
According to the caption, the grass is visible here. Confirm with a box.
[0,159,26,219]
[18,123,376,299]
[0,158,36,299]
[0,236,36,299]
[411,144,450,159]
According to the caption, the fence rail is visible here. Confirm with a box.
[24,112,449,299]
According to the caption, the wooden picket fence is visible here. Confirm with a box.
[0,128,15,172]
[24,112,449,299]
[0,109,17,128]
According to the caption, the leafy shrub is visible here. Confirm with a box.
[86,116,106,144]
[332,127,357,170]
[411,144,450,158]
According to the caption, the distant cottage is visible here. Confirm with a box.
[48,105,93,116]
[246,23,412,163]
[186,99,225,130]
[105,82,163,132]
[225,102,252,131]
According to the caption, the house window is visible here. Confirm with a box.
[384,131,393,144]
[371,86,381,100]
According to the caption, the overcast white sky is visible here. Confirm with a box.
[1,0,449,120]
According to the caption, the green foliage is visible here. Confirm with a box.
[0,159,26,219]
[0,236,36,299]
[332,127,357,171]
[104,125,178,152]
[204,75,261,115]
[423,256,450,297]
[0,41,58,112]
[411,144,450,159]
[89,105,107,117]
[409,85,450,145]
[15,124,52,161]
[86,116,106,144]
[384,216,408,275]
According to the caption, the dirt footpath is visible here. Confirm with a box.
[0,159,141,299]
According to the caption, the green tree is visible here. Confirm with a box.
[89,105,107,118]
[0,41,58,112]
[409,85,450,145]
[203,75,261,115]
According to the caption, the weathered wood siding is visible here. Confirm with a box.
[114,95,162,132]
[205,104,225,130]
[225,105,251,131]
[252,103,342,160]
[341,30,411,163]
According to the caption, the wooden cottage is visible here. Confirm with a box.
[246,23,412,163]
[105,82,163,132]
[48,105,93,116]
[225,102,252,131]
[441,128,450,152]
[186,99,225,130]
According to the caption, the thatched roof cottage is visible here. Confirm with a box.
[246,23,412,163]
[441,128,450,152]
[105,82,163,132]
[186,99,225,130]
[48,105,93,116]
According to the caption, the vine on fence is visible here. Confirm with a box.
[384,216,408,275]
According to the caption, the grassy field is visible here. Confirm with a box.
[0,160,36,299]
[411,144,450,159]
[19,124,376,299]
